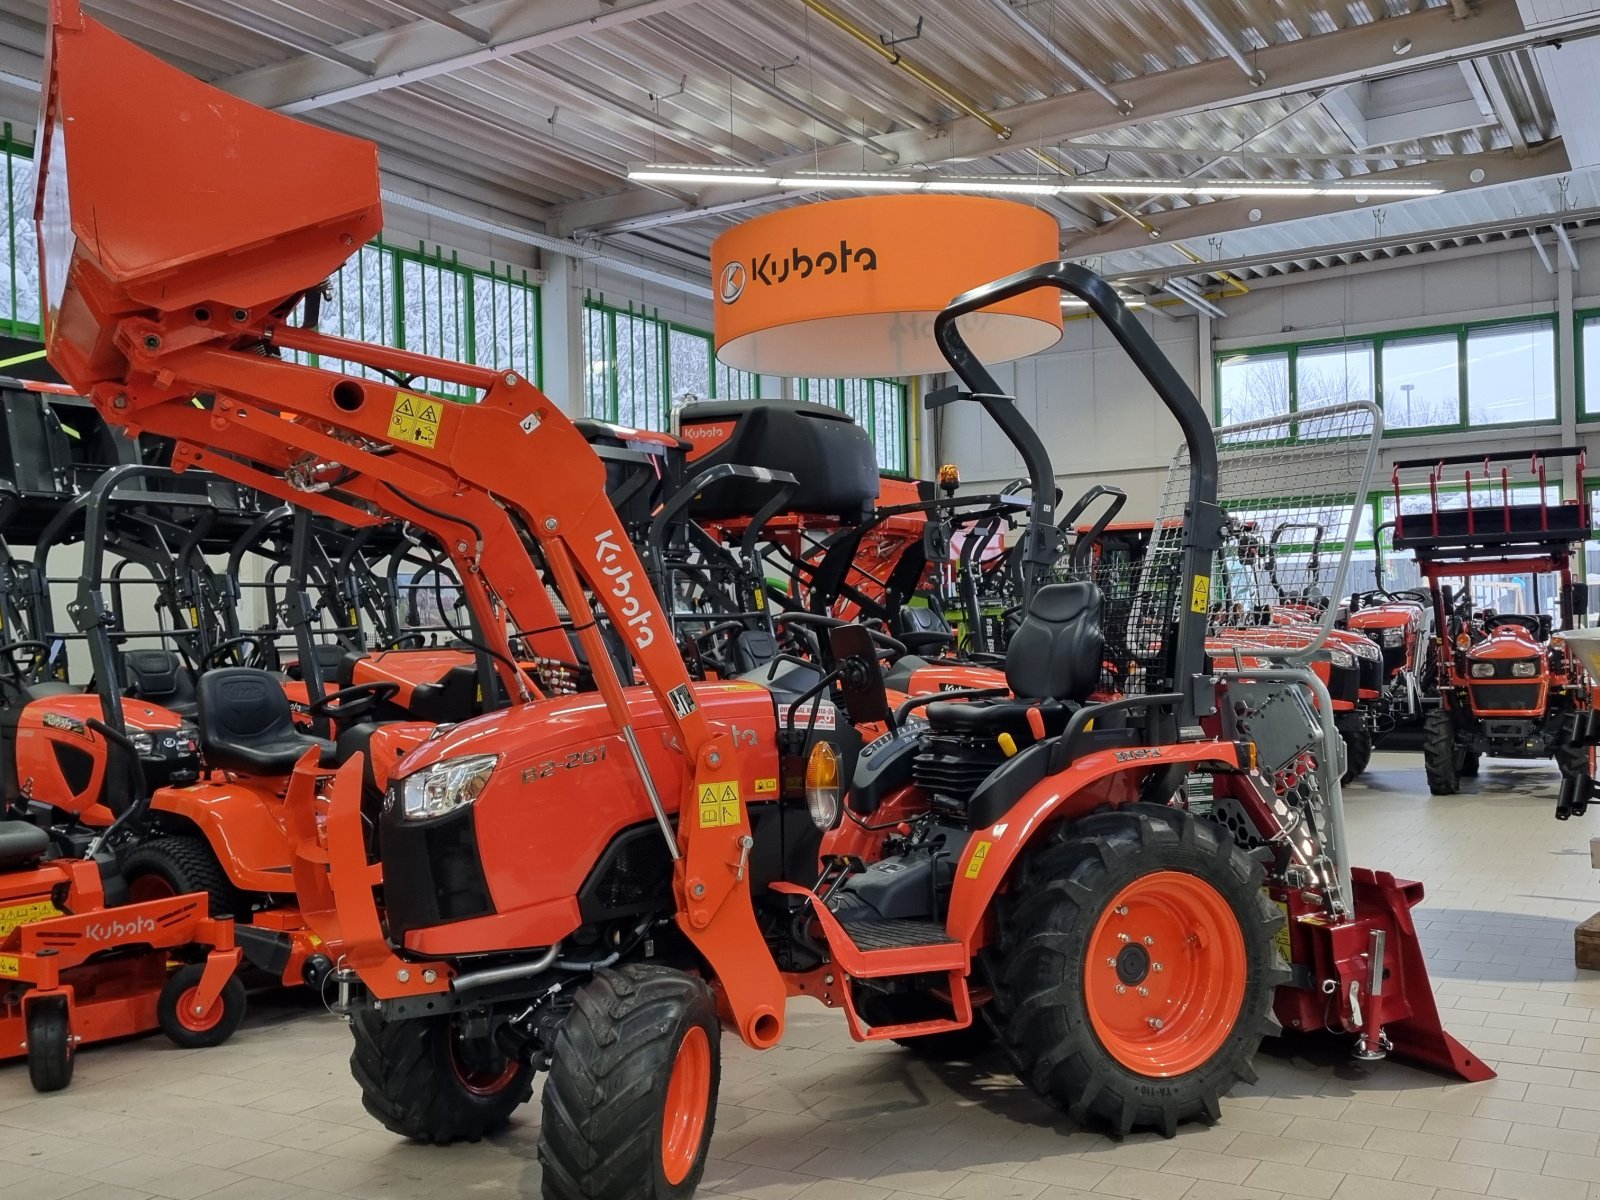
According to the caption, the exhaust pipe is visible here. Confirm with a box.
[448,942,563,997]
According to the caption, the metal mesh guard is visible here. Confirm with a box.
[1083,401,1380,694]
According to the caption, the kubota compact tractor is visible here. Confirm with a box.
[36,8,1488,1195]
[1389,452,1597,799]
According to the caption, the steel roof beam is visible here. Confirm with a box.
[551,0,1599,236]
[221,0,705,113]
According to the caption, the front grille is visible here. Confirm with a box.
[1355,654,1382,693]
[913,733,1005,813]
[1468,682,1543,712]
[1379,641,1408,677]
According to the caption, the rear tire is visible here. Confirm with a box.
[991,803,1282,1137]
[122,836,241,919]
[539,964,720,1200]
[1339,722,1373,785]
[349,1008,534,1143]
[157,963,247,1049]
[1422,709,1461,795]
[25,998,73,1093]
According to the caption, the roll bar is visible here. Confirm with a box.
[934,261,1225,724]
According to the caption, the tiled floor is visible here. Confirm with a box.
[5,750,1600,1200]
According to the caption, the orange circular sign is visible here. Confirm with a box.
[711,196,1062,377]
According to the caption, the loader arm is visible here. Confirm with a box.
[35,0,786,1048]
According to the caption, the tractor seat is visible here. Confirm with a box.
[122,649,197,719]
[197,668,332,776]
[0,819,48,869]
[925,581,1103,744]
[896,606,956,657]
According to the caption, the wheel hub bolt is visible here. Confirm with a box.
[1138,987,1149,997]
[1143,936,1155,946]
[1148,1017,1164,1030]
[1115,984,1126,995]
[1115,905,1128,915]
[1153,963,1163,972]
[1106,957,1117,967]
[1118,932,1130,943]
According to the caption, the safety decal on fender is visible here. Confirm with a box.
[755,777,778,795]
[0,900,61,939]
[388,391,441,450]
[0,954,17,977]
[698,781,741,828]
[1190,573,1211,614]
[964,840,993,879]
[1272,899,1293,964]
[667,684,697,718]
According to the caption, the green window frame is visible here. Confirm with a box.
[0,126,39,340]
[799,377,910,476]
[1577,309,1600,421]
[1215,313,1561,437]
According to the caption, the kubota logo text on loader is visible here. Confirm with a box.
[722,240,878,303]
[594,530,656,650]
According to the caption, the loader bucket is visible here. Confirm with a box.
[35,0,381,392]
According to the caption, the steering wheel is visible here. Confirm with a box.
[380,632,428,651]
[773,612,908,661]
[205,634,272,669]
[1484,613,1543,637]
[307,681,401,724]
[0,639,52,685]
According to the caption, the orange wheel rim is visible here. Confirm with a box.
[128,875,177,903]
[1083,870,1247,1078]
[175,986,225,1033]
[660,1025,711,1186]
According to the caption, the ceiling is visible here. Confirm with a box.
[1,0,1597,299]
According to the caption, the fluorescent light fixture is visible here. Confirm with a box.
[1062,296,1144,311]
[626,166,1444,199]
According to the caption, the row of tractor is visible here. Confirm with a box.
[0,6,1554,1198]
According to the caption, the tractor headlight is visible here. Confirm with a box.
[400,754,497,821]
[1382,627,1406,647]
[1511,660,1539,678]
[805,741,842,831]
[128,730,155,756]
[1470,662,1495,678]
[1349,639,1380,660]
[1326,647,1354,669]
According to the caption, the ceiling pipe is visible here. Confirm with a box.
[1181,0,1266,87]
[1529,228,1556,274]
[986,0,1133,115]
[795,0,1012,139]
[1554,221,1581,271]
[380,188,713,300]
[1164,277,1228,318]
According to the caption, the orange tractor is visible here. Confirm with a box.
[1388,452,1598,805]
[37,7,1487,1196]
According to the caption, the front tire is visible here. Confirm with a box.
[992,804,1282,1137]
[1423,709,1461,795]
[1339,722,1373,785]
[26,997,74,1092]
[349,1008,534,1143]
[539,964,720,1200]
[158,964,247,1049]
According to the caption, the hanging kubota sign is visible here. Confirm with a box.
[711,195,1062,377]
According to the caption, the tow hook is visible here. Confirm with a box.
[331,966,360,1019]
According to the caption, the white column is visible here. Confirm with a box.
[540,253,587,417]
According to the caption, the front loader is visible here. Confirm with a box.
[37,7,1489,1197]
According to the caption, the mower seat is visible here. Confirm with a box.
[925,582,1103,743]
[0,819,47,868]
[122,649,197,719]
[896,606,956,657]
[197,668,332,776]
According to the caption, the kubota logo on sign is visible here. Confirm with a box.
[719,240,878,304]
[594,530,656,650]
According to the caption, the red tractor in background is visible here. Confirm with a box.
[1389,451,1598,802]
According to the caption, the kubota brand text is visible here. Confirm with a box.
[723,241,878,301]
[84,915,157,941]
[594,530,656,650]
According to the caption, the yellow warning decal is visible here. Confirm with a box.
[1190,573,1211,614]
[388,391,442,450]
[0,900,61,939]
[1272,899,1293,964]
[964,840,993,879]
[754,777,778,795]
[697,781,742,828]
[0,954,18,977]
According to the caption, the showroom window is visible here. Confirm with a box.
[1217,316,1560,435]
[801,377,910,475]
[585,298,760,432]
[0,131,37,337]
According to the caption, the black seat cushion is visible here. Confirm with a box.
[0,819,48,869]
[896,606,955,656]
[0,680,79,732]
[197,668,331,776]
[334,721,383,798]
[924,697,1072,739]
[1005,581,1104,704]
[123,649,197,719]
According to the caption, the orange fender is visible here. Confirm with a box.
[150,780,296,893]
[943,740,1247,949]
